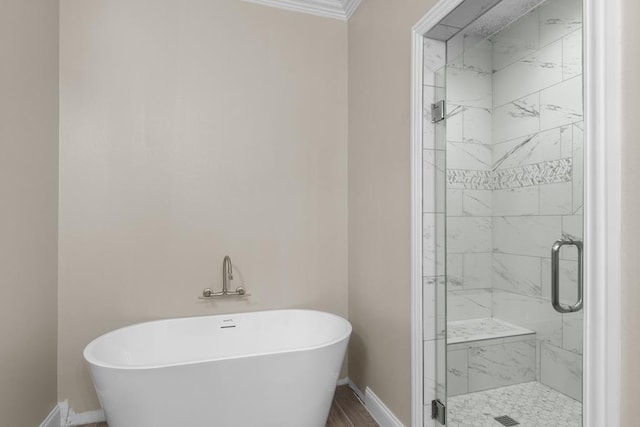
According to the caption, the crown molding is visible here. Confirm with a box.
[239,0,361,21]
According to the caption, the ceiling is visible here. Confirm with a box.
[424,0,546,41]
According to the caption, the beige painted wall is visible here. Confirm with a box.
[620,0,640,423]
[347,0,436,425]
[0,0,59,425]
[58,0,348,412]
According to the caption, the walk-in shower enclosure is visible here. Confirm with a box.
[422,0,584,425]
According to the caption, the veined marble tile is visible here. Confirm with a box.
[448,317,535,344]
[424,276,446,341]
[447,189,463,216]
[449,335,536,352]
[541,258,579,304]
[447,348,469,396]
[493,187,539,216]
[435,151,446,212]
[448,338,503,352]
[572,122,584,213]
[562,29,582,80]
[463,107,492,145]
[547,214,583,262]
[423,38,446,87]
[423,150,445,213]
[536,340,542,381]
[468,339,536,392]
[435,66,446,92]
[463,253,493,289]
[536,215,584,261]
[493,215,562,258]
[540,76,583,130]
[539,0,583,47]
[463,35,486,51]
[436,337,447,389]
[540,181,573,215]
[493,40,563,107]
[445,103,464,142]
[435,120,446,152]
[462,190,492,216]
[492,9,539,71]
[423,276,436,341]
[447,32,464,64]
[562,214,583,242]
[463,38,493,74]
[492,93,540,144]
[446,37,493,75]
[493,290,563,346]
[423,149,436,213]
[448,289,493,321]
[447,142,492,171]
[423,213,445,276]
[447,253,464,290]
[423,339,437,404]
[423,85,436,150]
[425,338,448,396]
[563,311,583,355]
[493,127,562,170]
[540,342,583,401]
[447,216,493,254]
[447,67,492,109]
[560,124,573,157]
[493,253,542,297]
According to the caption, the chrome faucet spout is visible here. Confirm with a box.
[222,255,233,294]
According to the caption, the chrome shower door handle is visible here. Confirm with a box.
[551,239,584,313]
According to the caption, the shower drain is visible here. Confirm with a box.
[494,415,520,426]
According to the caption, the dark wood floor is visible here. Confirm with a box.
[327,385,379,426]
[80,385,378,427]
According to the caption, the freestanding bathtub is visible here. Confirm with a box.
[84,309,351,427]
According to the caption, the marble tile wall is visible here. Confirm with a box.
[447,318,537,396]
[448,335,536,396]
[445,35,495,322]
[489,0,583,402]
[440,0,584,402]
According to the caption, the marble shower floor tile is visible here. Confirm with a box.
[448,381,582,427]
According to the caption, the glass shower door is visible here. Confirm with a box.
[437,0,585,425]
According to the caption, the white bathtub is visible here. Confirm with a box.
[84,309,351,427]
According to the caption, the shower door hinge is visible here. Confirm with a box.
[431,399,446,425]
[431,100,445,123]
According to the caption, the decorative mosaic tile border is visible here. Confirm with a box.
[448,169,494,190]
[447,158,573,190]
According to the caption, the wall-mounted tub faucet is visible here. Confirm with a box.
[222,255,233,294]
[200,255,250,299]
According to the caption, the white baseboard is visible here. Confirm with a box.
[336,376,350,386]
[63,409,107,427]
[65,409,106,426]
[348,379,405,427]
[57,401,106,427]
[52,379,400,427]
[39,405,61,427]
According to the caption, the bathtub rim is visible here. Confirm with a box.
[83,308,351,371]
